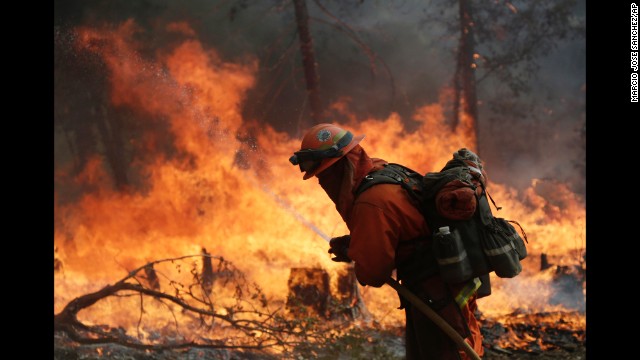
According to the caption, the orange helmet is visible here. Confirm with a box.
[289,123,365,180]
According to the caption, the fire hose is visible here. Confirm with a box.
[326,240,481,360]
[257,182,481,359]
[384,277,481,360]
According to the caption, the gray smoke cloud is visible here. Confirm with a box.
[54,0,586,197]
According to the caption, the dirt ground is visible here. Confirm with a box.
[482,346,586,359]
[54,331,586,360]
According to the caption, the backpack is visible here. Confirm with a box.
[355,156,528,287]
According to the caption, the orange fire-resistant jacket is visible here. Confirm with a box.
[317,145,485,360]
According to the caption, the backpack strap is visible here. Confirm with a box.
[356,164,436,287]
[485,190,502,211]
[356,163,424,202]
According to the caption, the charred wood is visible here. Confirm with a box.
[540,253,552,271]
[293,0,324,129]
[334,265,372,321]
[143,264,160,290]
[201,247,215,294]
[287,267,331,318]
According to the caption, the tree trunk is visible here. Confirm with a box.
[201,248,215,294]
[454,0,479,153]
[73,111,98,176]
[292,0,323,132]
[95,105,129,191]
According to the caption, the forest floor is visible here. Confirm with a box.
[54,321,586,360]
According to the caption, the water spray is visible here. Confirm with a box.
[255,180,333,242]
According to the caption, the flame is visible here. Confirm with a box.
[55,20,585,343]
[491,311,585,351]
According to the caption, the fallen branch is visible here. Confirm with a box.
[54,254,331,354]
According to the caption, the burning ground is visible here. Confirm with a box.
[54,13,585,360]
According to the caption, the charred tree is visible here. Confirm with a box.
[293,0,323,131]
[54,33,100,178]
[55,31,131,191]
[453,0,479,152]
[201,247,215,294]
[95,105,130,191]
[433,0,583,159]
[75,117,99,173]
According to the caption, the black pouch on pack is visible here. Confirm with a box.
[477,274,491,298]
[481,217,527,278]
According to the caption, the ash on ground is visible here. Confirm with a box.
[55,313,585,360]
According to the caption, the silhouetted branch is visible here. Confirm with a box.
[54,254,332,354]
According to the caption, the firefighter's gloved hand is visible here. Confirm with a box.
[328,235,352,263]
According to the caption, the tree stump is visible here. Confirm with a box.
[334,265,372,321]
[540,253,552,271]
[287,267,331,318]
[286,266,372,321]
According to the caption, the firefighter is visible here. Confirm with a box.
[289,123,485,359]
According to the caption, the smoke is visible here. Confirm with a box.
[54,0,585,197]
[479,263,586,317]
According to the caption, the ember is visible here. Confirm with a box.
[481,310,585,355]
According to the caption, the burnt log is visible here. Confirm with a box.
[540,253,552,271]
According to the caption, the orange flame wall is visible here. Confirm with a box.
[54,21,585,328]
